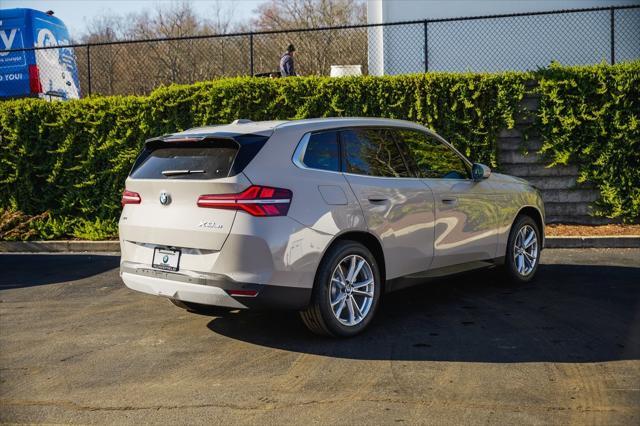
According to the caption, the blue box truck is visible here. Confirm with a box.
[0,8,81,100]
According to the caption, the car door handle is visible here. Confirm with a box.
[441,197,458,205]
[368,197,388,203]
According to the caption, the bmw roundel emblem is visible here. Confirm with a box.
[159,191,171,206]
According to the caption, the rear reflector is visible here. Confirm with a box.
[121,190,141,206]
[227,289,259,297]
[197,185,292,217]
[28,64,43,94]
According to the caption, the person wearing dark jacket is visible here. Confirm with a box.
[279,44,296,77]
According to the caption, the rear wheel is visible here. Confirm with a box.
[502,215,541,283]
[300,241,381,337]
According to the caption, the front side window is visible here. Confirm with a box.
[395,129,469,179]
[302,131,340,171]
[341,128,411,178]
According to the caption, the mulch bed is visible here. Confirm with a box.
[546,224,640,237]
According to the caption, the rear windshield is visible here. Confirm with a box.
[130,145,238,180]
[129,135,268,180]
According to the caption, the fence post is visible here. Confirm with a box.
[86,45,92,96]
[423,21,429,72]
[610,7,615,65]
[249,33,254,76]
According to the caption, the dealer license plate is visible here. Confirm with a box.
[152,248,181,271]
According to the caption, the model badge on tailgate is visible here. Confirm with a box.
[198,220,223,229]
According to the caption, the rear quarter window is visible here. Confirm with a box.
[302,131,340,171]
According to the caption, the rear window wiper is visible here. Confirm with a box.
[161,169,206,177]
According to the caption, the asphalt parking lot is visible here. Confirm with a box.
[1,249,639,425]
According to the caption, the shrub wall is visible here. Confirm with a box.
[535,62,639,220]
[0,62,637,240]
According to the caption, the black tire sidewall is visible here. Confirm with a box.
[505,215,541,283]
[314,241,382,337]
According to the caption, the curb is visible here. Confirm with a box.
[545,236,640,249]
[1,237,640,253]
[0,240,120,253]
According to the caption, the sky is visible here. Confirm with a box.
[0,0,265,37]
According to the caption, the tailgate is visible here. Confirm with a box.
[119,174,252,251]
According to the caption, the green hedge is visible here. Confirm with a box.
[535,61,639,220]
[0,62,638,240]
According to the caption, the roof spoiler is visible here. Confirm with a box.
[144,135,238,146]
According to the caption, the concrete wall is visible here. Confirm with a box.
[367,0,640,75]
[496,90,606,225]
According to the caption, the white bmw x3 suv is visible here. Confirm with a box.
[120,118,544,336]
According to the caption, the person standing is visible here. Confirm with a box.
[279,44,296,77]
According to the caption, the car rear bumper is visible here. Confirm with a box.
[120,214,334,290]
[122,271,246,308]
[121,265,311,310]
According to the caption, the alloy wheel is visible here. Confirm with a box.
[513,224,538,276]
[329,254,375,326]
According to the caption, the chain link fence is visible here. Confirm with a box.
[3,5,639,98]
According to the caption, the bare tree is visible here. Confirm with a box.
[201,0,244,76]
[130,2,203,85]
[74,0,369,95]
[79,13,137,94]
[78,1,243,95]
[251,0,367,75]
[204,0,237,34]
[129,1,204,39]
[252,0,365,30]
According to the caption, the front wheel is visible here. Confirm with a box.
[502,215,541,283]
[300,241,382,337]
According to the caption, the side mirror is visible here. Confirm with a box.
[472,163,491,180]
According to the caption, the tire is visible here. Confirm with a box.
[300,240,382,337]
[502,215,541,283]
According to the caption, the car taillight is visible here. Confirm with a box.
[28,64,43,94]
[121,190,141,206]
[197,185,292,217]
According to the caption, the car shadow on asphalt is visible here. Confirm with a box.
[206,264,640,363]
[0,254,120,289]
